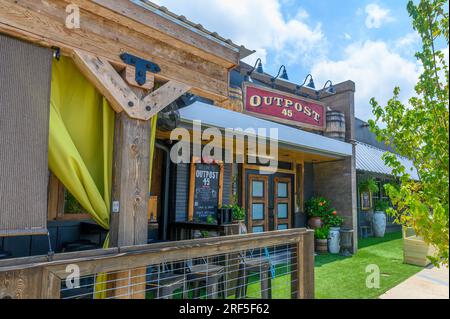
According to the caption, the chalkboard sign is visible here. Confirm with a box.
[189,160,224,223]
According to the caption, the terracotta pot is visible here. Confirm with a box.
[308,217,323,229]
[315,239,328,253]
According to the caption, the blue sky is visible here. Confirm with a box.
[151,0,448,121]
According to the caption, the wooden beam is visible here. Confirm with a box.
[0,0,231,102]
[86,0,240,67]
[298,230,315,299]
[0,229,308,274]
[142,80,190,118]
[73,50,190,120]
[47,173,65,221]
[72,50,140,115]
[110,113,151,247]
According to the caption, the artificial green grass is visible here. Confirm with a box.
[315,232,423,299]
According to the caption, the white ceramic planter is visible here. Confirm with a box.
[328,227,341,254]
[373,211,387,237]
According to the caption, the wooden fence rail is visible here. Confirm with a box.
[0,228,314,299]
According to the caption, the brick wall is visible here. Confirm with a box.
[313,154,358,252]
[314,81,358,252]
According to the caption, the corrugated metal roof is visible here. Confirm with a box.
[356,141,419,180]
[179,101,353,158]
[133,0,255,59]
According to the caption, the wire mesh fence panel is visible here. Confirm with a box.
[60,243,299,300]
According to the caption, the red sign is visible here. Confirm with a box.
[243,83,326,130]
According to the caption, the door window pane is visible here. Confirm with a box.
[252,181,264,197]
[252,226,264,233]
[277,203,288,219]
[277,224,288,230]
[277,182,288,198]
[252,203,264,220]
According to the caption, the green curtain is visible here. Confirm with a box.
[49,56,115,298]
[49,56,161,299]
[49,56,114,230]
[148,116,158,194]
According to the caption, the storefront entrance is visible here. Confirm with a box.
[245,170,295,233]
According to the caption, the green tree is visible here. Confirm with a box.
[369,0,449,266]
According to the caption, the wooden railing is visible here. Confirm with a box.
[0,228,314,299]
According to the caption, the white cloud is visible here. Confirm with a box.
[365,3,394,29]
[394,32,421,56]
[312,40,421,120]
[343,33,352,40]
[151,0,326,66]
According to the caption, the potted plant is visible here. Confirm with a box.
[314,226,329,254]
[231,204,246,223]
[373,199,390,237]
[358,177,380,194]
[305,197,334,229]
[324,211,344,254]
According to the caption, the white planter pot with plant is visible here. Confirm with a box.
[373,200,389,237]
[325,211,344,254]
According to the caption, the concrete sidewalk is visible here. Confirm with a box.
[380,265,449,299]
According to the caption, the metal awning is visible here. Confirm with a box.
[178,102,353,158]
[356,141,419,180]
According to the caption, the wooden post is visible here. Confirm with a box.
[297,230,315,299]
[110,111,151,247]
[107,79,188,298]
[47,173,65,220]
[0,269,43,299]
[108,108,151,299]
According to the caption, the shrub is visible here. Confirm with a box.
[305,197,335,218]
[325,211,345,227]
[374,200,390,212]
[315,226,330,240]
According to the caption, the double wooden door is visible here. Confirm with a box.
[246,171,294,233]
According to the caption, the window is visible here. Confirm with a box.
[47,172,91,221]
[277,182,288,198]
[252,226,264,233]
[252,181,264,197]
[277,203,288,219]
[252,203,265,220]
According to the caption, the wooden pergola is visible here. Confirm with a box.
[0,0,248,247]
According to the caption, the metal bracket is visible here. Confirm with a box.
[120,53,161,86]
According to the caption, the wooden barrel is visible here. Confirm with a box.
[325,111,346,141]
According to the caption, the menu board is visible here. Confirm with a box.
[191,163,222,223]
